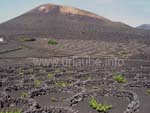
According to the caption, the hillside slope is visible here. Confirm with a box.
[0,3,149,42]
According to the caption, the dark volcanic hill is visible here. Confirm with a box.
[0,4,149,42]
[137,24,150,30]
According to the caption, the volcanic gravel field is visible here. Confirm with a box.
[0,57,150,113]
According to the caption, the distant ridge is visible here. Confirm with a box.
[137,24,150,30]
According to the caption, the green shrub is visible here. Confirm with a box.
[86,76,92,81]
[55,81,71,87]
[54,68,62,73]
[34,79,42,86]
[119,51,128,55]
[19,37,35,42]
[18,67,24,76]
[145,89,150,95]
[0,109,21,113]
[48,73,54,78]
[89,98,112,112]
[90,98,98,109]
[51,97,58,102]
[113,75,127,83]
[20,92,28,98]
[48,39,58,45]
[117,50,129,58]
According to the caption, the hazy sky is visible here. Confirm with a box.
[0,0,150,27]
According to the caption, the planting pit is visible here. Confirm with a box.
[34,92,73,108]
[73,95,129,113]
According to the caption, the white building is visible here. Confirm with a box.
[0,37,4,42]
